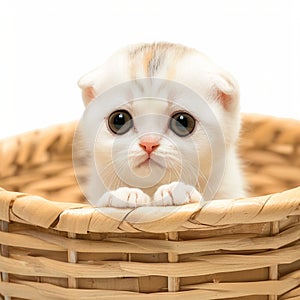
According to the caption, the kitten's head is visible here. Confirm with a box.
[76,42,240,202]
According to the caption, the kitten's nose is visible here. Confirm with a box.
[139,136,160,155]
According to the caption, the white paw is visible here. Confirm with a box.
[153,182,203,206]
[97,187,151,208]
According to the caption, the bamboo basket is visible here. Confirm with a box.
[0,114,299,300]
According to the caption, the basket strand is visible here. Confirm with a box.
[167,232,180,292]
[0,221,10,300]
[269,221,280,300]
[67,232,78,288]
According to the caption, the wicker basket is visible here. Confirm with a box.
[0,114,299,300]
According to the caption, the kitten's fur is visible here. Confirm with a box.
[77,42,246,207]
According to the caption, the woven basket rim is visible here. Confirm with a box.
[1,186,299,234]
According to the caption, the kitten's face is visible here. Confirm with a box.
[77,43,240,200]
[89,90,212,196]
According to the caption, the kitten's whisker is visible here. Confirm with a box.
[165,155,202,189]
[111,159,132,185]
[96,158,128,190]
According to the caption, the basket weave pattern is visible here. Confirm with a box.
[0,114,299,300]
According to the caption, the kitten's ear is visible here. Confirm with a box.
[210,72,240,112]
[80,86,96,106]
[78,69,101,106]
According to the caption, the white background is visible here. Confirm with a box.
[0,0,299,138]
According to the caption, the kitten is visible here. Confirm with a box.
[75,42,246,207]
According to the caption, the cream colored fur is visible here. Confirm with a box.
[77,42,246,207]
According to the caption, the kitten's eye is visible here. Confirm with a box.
[170,112,195,137]
[108,110,133,135]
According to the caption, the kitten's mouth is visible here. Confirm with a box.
[137,157,147,166]
[136,158,151,168]
[136,157,164,169]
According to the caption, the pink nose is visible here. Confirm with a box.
[139,136,160,155]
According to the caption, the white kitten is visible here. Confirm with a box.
[75,42,246,207]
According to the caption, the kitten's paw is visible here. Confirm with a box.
[97,187,151,208]
[153,182,203,206]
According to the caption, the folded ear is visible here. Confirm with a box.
[209,71,240,112]
[78,68,102,106]
[81,86,95,105]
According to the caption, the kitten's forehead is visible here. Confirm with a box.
[127,79,204,122]
[132,98,169,116]
[128,78,206,119]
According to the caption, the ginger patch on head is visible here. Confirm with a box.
[143,50,154,76]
